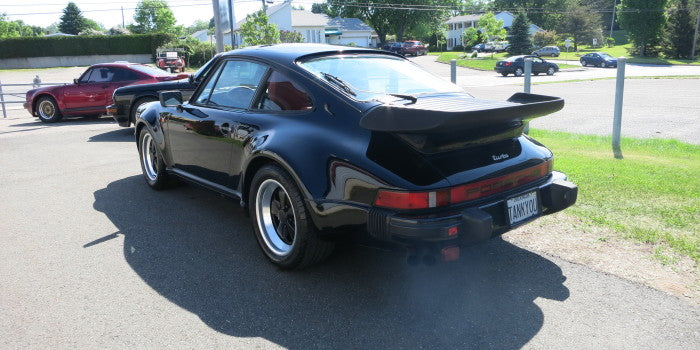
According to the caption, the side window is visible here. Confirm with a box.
[256,71,312,111]
[112,68,140,82]
[533,57,543,63]
[82,68,114,83]
[196,60,267,109]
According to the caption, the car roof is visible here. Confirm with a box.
[220,43,392,64]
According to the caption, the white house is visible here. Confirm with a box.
[220,0,375,48]
[445,11,544,50]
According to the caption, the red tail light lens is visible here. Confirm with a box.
[505,62,511,66]
[374,160,552,210]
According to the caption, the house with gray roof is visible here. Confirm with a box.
[445,11,544,50]
[218,0,376,48]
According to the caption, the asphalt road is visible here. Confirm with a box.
[408,55,700,143]
[1,117,699,348]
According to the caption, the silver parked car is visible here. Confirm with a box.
[532,46,560,57]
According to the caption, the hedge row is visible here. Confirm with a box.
[0,33,173,59]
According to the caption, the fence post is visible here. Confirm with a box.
[450,59,457,84]
[0,81,6,118]
[523,57,532,134]
[612,57,626,159]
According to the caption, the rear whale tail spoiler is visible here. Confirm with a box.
[359,93,564,134]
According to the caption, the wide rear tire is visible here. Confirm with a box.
[249,165,334,269]
[130,97,158,126]
[138,128,172,190]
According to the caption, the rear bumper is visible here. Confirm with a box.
[367,172,577,245]
[106,104,130,127]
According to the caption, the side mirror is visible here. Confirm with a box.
[159,90,183,108]
[73,78,79,84]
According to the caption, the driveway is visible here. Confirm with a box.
[1,118,698,348]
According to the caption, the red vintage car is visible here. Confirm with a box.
[24,62,187,123]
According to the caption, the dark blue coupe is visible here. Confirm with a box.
[135,44,577,269]
[580,52,618,68]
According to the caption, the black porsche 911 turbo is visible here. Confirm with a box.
[135,44,577,269]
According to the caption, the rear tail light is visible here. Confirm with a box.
[374,160,552,210]
[505,62,511,66]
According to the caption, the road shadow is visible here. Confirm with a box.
[92,176,569,349]
[9,116,115,128]
[87,128,134,142]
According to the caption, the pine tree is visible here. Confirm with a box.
[58,2,87,35]
[507,11,532,55]
[665,0,695,59]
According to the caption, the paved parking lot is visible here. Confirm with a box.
[1,104,699,349]
[1,56,699,348]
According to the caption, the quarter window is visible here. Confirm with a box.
[194,60,267,109]
[256,71,312,111]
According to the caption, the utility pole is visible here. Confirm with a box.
[212,0,225,53]
[228,0,235,49]
[261,0,268,11]
[692,4,700,60]
[610,0,617,39]
[121,6,125,28]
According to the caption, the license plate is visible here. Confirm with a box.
[506,191,539,225]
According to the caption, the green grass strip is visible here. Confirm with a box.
[528,129,699,262]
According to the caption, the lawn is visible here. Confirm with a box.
[435,52,579,70]
[529,129,699,262]
[555,43,700,65]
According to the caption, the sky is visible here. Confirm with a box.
[2,0,319,29]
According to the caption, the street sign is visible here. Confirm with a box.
[565,39,571,48]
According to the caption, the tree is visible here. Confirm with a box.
[557,5,603,51]
[186,19,210,35]
[59,2,87,35]
[325,0,446,45]
[490,0,577,30]
[533,30,557,47]
[664,0,695,58]
[618,0,668,56]
[461,27,485,48]
[239,10,280,46]
[83,18,105,32]
[280,30,303,43]
[0,14,44,37]
[507,11,532,54]
[129,0,177,34]
[478,12,507,41]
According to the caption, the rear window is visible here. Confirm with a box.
[129,64,170,77]
[299,54,462,101]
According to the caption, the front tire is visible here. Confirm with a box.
[581,60,587,67]
[249,165,334,269]
[36,96,62,123]
[547,67,555,75]
[138,128,171,190]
